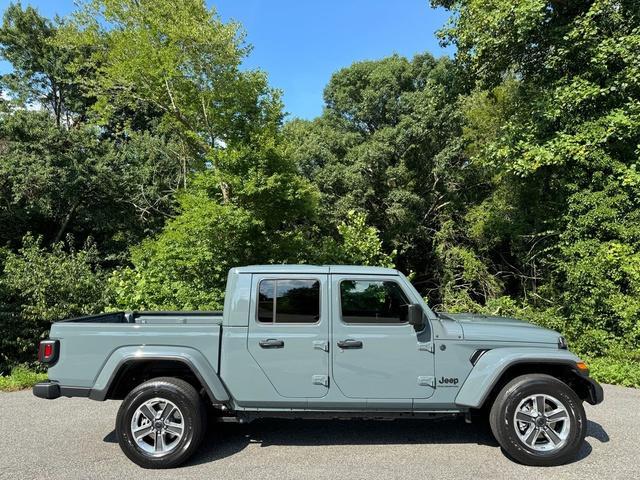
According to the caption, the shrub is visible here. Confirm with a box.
[586,357,640,388]
[0,366,48,391]
[0,235,107,373]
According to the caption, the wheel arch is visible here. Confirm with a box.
[455,348,598,409]
[89,346,230,404]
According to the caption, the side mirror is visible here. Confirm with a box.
[407,304,425,331]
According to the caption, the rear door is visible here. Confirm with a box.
[331,275,435,400]
[247,273,329,398]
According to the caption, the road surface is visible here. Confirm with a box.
[1,384,637,480]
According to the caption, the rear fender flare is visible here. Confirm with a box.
[89,345,230,403]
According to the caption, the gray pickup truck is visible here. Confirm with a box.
[33,265,603,469]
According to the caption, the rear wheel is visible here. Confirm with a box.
[116,377,207,469]
[489,374,586,466]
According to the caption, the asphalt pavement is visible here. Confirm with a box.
[1,383,637,480]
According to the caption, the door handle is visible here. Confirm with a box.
[259,338,285,349]
[337,339,363,349]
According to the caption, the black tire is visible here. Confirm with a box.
[489,374,586,466]
[116,377,207,469]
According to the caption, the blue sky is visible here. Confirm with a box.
[0,0,453,119]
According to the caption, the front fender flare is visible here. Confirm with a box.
[455,347,582,408]
[88,345,230,403]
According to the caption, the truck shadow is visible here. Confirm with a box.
[189,417,496,466]
[103,418,608,467]
[569,419,610,464]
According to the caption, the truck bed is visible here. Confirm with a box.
[48,311,223,390]
[60,311,223,325]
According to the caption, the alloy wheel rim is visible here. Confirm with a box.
[131,397,185,456]
[513,394,570,452]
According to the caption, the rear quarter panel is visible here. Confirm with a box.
[47,322,221,388]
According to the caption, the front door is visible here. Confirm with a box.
[248,274,329,398]
[331,275,435,399]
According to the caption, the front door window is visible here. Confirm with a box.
[340,280,410,324]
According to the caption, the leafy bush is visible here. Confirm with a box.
[314,211,396,267]
[0,235,107,373]
[109,201,395,311]
[108,158,318,311]
[587,357,640,388]
[0,366,48,392]
[109,199,275,311]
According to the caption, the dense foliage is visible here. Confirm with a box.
[428,0,640,376]
[0,0,638,385]
[0,235,107,368]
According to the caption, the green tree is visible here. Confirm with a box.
[0,2,91,126]
[433,0,640,354]
[109,138,319,310]
[63,0,283,199]
[284,53,480,305]
[314,211,396,268]
[0,110,119,248]
[0,110,185,257]
[0,3,185,257]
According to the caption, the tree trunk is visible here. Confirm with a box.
[220,182,230,203]
[54,200,80,243]
[182,155,187,189]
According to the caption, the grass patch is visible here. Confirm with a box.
[0,366,47,392]
[586,356,640,388]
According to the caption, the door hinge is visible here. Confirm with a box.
[313,340,329,352]
[312,374,329,387]
[417,376,436,388]
[418,342,434,353]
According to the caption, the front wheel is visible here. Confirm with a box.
[489,374,586,466]
[116,377,207,469]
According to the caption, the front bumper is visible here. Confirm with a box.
[584,376,604,405]
[33,381,90,400]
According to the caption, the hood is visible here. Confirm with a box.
[438,312,561,345]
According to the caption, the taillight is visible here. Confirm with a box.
[38,340,59,365]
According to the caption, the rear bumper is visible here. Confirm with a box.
[584,376,604,405]
[33,381,91,400]
[33,381,60,399]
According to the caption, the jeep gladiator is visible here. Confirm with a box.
[33,265,603,468]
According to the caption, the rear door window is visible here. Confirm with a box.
[258,279,320,324]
